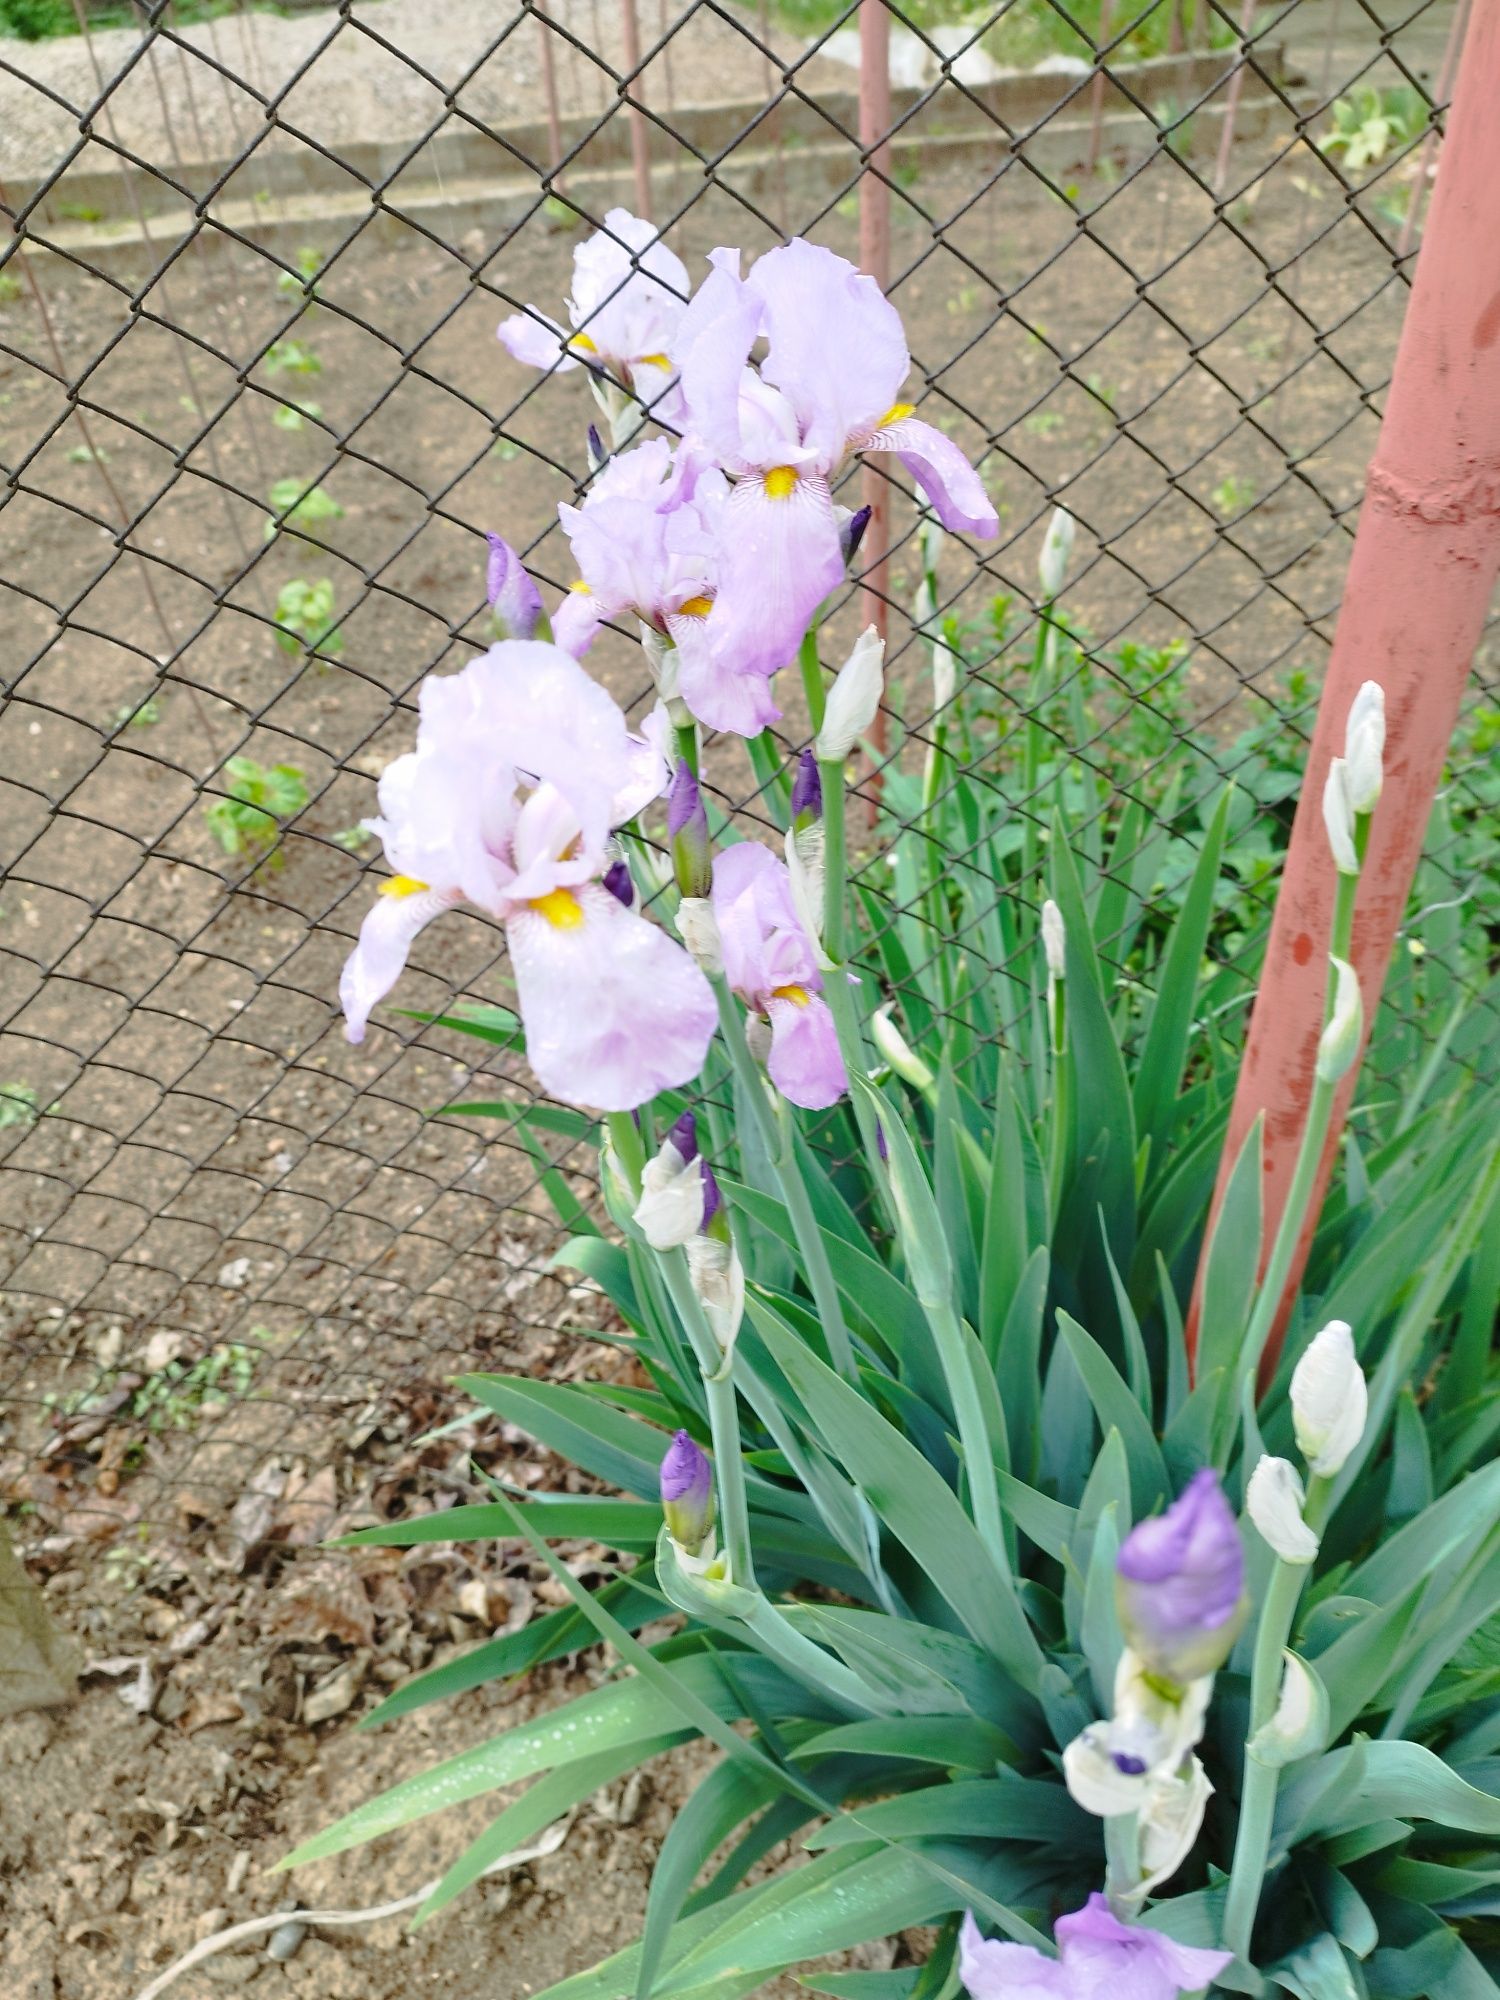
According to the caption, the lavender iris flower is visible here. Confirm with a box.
[1115,1468,1247,1684]
[959,1896,1231,2000]
[670,239,998,695]
[497,208,688,423]
[712,843,847,1110]
[485,533,544,640]
[659,1429,715,1556]
[339,642,713,1111]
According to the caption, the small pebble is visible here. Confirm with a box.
[268,1921,308,1963]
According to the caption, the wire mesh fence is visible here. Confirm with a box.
[0,0,1492,1729]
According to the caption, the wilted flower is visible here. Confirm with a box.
[959,1895,1231,2000]
[713,843,847,1110]
[1344,679,1386,815]
[672,239,997,694]
[1322,756,1359,875]
[659,1428,715,1555]
[1115,1469,1246,1684]
[686,1180,745,1354]
[485,533,544,640]
[497,208,688,421]
[1315,956,1363,1084]
[1245,1454,1319,1564]
[816,626,885,765]
[1291,1318,1367,1476]
[839,503,873,568]
[1038,505,1076,602]
[339,643,713,1110]
[1134,1757,1214,1900]
[784,752,826,953]
[1062,1650,1211,1818]
[634,1112,707,1251]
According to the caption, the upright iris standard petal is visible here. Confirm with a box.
[858,413,999,539]
[1054,1895,1232,1998]
[506,882,716,1111]
[1115,1468,1246,1684]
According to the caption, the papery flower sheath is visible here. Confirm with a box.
[497,208,689,423]
[671,238,998,700]
[712,842,848,1110]
[1115,1468,1247,1684]
[339,642,713,1111]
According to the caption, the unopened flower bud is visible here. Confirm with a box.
[1041,900,1066,982]
[601,858,635,908]
[1344,680,1385,815]
[1315,956,1362,1083]
[659,1429,715,1555]
[1245,1454,1319,1564]
[634,1118,706,1251]
[1115,1469,1247,1685]
[586,423,608,473]
[485,533,544,640]
[1038,505,1076,602]
[686,1230,744,1355]
[1291,1318,1366,1476]
[668,760,712,900]
[1322,757,1359,876]
[840,504,872,569]
[871,1006,934,1093]
[790,749,822,830]
[816,626,884,764]
[676,895,722,976]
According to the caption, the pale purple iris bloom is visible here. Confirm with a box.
[670,238,999,692]
[1115,1468,1247,1685]
[712,843,847,1110]
[339,641,713,1111]
[497,208,688,423]
[547,438,768,727]
[959,1898,1231,2000]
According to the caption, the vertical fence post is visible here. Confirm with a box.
[859,0,891,803]
[620,0,654,223]
[1189,0,1500,1378]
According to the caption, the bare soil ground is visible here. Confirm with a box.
[0,98,1422,1999]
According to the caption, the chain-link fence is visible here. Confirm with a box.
[0,0,1493,1914]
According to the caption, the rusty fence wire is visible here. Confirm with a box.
[0,0,1494,1614]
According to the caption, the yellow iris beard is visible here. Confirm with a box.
[677,594,713,618]
[568,331,597,353]
[380,874,430,898]
[637,352,671,369]
[772,983,811,1006]
[530,887,586,930]
[763,465,800,500]
[877,402,915,427]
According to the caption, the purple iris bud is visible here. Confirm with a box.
[586,423,607,473]
[602,859,635,908]
[485,533,543,640]
[669,1110,698,1163]
[840,505,872,569]
[876,1119,888,1162]
[1115,1468,1247,1684]
[660,1428,715,1555]
[668,758,712,899]
[700,1158,725,1235]
[790,749,822,830]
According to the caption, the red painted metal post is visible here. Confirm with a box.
[859,0,891,809]
[620,0,654,223]
[1188,0,1500,1377]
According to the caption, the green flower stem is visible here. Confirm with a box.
[604,1112,756,1592]
[674,719,700,777]
[711,980,858,1383]
[1221,1476,1333,1966]
[1021,612,1058,889]
[1104,1811,1143,1918]
[1238,867,1359,1387]
[1047,977,1071,1230]
[799,626,827,735]
[817,753,895,1222]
